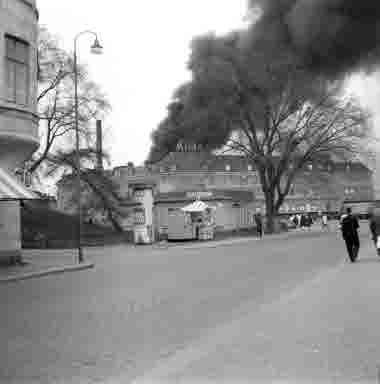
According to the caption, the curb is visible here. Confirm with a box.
[0,262,95,284]
[154,229,331,252]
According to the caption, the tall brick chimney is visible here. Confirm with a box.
[96,120,103,170]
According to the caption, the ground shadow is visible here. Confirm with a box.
[355,257,380,264]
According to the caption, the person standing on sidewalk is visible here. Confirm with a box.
[321,213,329,231]
[255,213,263,239]
[339,207,360,263]
[368,208,380,256]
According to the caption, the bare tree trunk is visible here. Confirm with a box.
[28,136,53,174]
[81,173,124,233]
[28,153,46,174]
[107,211,124,233]
[265,190,276,234]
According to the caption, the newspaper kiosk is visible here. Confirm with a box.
[167,200,215,241]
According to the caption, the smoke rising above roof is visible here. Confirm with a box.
[247,0,380,78]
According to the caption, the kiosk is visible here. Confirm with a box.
[167,200,215,241]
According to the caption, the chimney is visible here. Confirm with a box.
[96,119,103,170]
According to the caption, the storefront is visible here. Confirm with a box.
[166,200,215,241]
[154,189,255,240]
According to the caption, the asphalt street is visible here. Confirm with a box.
[0,228,363,383]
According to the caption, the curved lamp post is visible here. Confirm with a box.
[74,31,103,263]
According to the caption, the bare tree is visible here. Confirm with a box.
[28,27,110,174]
[148,33,371,232]
[45,148,125,232]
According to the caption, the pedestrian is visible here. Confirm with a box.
[293,215,299,228]
[296,214,301,228]
[368,208,380,256]
[339,207,360,263]
[321,213,328,230]
[255,213,263,238]
[300,214,306,230]
[306,213,313,230]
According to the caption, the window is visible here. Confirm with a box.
[247,164,253,171]
[225,164,231,171]
[5,35,29,105]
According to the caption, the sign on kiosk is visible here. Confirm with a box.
[186,191,213,199]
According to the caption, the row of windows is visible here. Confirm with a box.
[158,164,255,173]
[287,186,365,196]
[157,162,363,174]
[159,174,260,185]
[4,35,30,106]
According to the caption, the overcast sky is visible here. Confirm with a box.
[37,1,380,173]
[37,0,248,167]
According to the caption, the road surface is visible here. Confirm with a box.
[0,230,355,383]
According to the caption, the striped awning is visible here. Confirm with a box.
[181,200,212,212]
[0,167,37,200]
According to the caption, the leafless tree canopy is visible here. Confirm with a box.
[29,27,110,175]
[148,33,371,232]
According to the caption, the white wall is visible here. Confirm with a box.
[0,200,21,260]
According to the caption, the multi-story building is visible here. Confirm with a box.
[57,149,374,242]
[0,0,39,262]
[148,151,373,235]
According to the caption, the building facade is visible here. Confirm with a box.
[148,151,373,236]
[0,0,39,261]
[56,150,374,242]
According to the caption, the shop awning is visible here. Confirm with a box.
[0,167,37,200]
[181,200,211,212]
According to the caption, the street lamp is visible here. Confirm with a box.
[74,31,103,263]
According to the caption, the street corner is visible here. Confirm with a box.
[0,261,95,284]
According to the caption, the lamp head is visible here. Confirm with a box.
[90,37,103,55]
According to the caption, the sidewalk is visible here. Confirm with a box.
[0,249,94,283]
[153,224,334,251]
[134,241,380,384]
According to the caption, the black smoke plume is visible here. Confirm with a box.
[247,0,380,78]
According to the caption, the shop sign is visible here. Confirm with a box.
[186,191,213,199]
[176,142,204,152]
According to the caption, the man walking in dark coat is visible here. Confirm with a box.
[255,213,263,238]
[340,207,360,263]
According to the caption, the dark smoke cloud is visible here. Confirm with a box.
[247,0,380,77]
